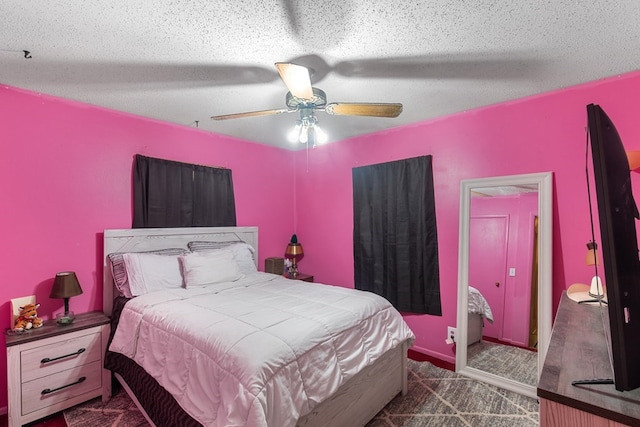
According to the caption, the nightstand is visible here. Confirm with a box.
[289,273,314,283]
[6,311,111,427]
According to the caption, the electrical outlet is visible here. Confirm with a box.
[447,326,456,342]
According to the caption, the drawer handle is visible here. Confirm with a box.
[41,347,86,364]
[41,376,86,395]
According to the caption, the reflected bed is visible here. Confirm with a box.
[467,286,494,345]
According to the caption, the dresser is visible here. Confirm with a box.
[289,272,314,282]
[537,293,640,426]
[6,311,111,427]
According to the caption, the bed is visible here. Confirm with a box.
[102,227,414,427]
[467,286,494,345]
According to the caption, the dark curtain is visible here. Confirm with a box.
[353,155,441,315]
[132,154,236,228]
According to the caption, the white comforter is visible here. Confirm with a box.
[468,286,494,322]
[109,272,415,427]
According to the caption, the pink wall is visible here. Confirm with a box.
[0,85,296,410]
[2,69,640,410]
[293,70,640,363]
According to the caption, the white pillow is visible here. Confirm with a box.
[108,248,188,298]
[188,241,257,274]
[179,250,243,288]
[122,252,184,296]
[226,242,258,274]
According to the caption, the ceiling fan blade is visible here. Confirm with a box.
[211,108,290,121]
[274,62,313,100]
[334,54,543,80]
[324,103,403,118]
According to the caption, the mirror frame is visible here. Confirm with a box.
[455,172,553,398]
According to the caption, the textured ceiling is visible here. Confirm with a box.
[2,1,640,149]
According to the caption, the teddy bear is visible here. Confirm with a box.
[13,303,44,332]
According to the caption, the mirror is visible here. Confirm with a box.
[456,172,553,398]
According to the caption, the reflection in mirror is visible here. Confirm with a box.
[456,172,553,399]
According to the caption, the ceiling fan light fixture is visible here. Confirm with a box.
[299,126,309,144]
[287,112,328,146]
[314,124,327,145]
[287,121,302,143]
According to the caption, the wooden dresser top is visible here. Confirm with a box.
[5,311,109,347]
[537,292,640,425]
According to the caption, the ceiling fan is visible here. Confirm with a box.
[211,62,402,145]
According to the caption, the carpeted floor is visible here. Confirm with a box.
[65,359,539,427]
[367,359,538,426]
[63,387,148,427]
[467,340,538,387]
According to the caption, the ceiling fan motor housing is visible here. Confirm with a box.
[286,87,327,109]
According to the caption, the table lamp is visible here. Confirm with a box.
[285,234,304,278]
[582,241,606,304]
[50,271,83,325]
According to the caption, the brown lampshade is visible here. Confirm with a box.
[585,241,598,266]
[285,242,304,258]
[50,271,83,299]
[627,150,640,172]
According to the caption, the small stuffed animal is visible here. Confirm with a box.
[13,303,44,332]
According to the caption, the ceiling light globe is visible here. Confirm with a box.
[299,126,309,143]
[315,126,328,144]
[287,124,301,143]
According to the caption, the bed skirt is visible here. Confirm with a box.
[468,312,483,345]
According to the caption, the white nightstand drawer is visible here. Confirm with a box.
[21,359,102,415]
[21,331,102,383]
[6,312,111,427]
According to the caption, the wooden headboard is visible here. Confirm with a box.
[103,227,258,316]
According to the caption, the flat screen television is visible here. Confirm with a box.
[588,103,640,391]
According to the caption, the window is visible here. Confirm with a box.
[352,155,441,315]
[132,154,236,228]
